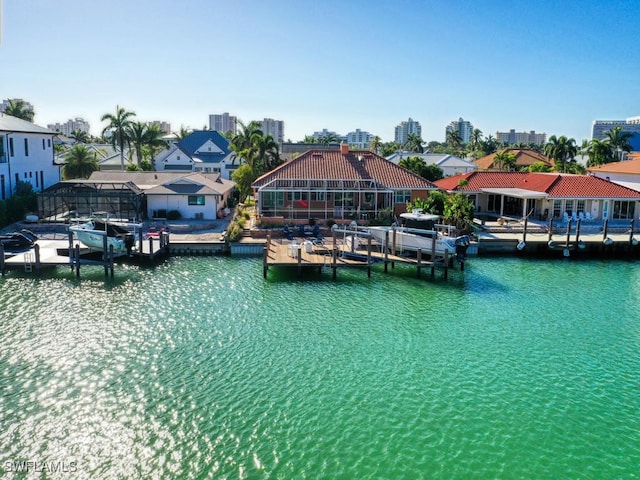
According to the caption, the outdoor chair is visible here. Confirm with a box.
[283,225,294,240]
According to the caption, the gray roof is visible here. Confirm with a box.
[0,113,57,135]
[89,171,235,196]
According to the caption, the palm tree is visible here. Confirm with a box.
[254,133,282,174]
[230,120,263,168]
[62,145,99,179]
[493,150,517,171]
[470,128,483,151]
[70,129,89,144]
[544,135,577,173]
[584,138,614,166]
[128,121,148,167]
[404,133,424,153]
[398,156,426,176]
[605,126,632,161]
[446,130,462,151]
[144,124,168,164]
[369,136,381,155]
[101,105,136,170]
[3,99,35,122]
[173,125,192,141]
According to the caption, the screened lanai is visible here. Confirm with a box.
[256,178,395,220]
[38,180,145,222]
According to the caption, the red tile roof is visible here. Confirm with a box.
[474,148,553,170]
[587,158,640,175]
[434,172,640,198]
[252,150,437,189]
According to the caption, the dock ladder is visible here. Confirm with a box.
[24,252,34,272]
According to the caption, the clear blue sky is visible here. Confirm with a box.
[2,0,639,143]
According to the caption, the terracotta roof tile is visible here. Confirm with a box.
[434,171,640,198]
[253,150,437,189]
[587,158,640,174]
[474,148,553,170]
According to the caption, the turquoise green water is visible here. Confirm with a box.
[0,257,639,479]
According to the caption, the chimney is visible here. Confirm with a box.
[340,142,349,154]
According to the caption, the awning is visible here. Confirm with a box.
[480,188,548,199]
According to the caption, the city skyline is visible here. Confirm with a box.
[2,1,639,143]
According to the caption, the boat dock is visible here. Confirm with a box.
[0,232,171,277]
[262,230,460,280]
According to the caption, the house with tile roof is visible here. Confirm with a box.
[385,151,477,176]
[251,144,438,221]
[0,113,60,199]
[474,148,553,171]
[587,158,640,192]
[154,130,237,180]
[435,171,640,223]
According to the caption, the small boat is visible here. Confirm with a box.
[69,219,135,255]
[0,229,37,252]
[367,211,470,261]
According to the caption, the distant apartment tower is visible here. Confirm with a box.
[259,118,285,143]
[1,98,35,116]
[345,129,374,148]
[445,117,474,144]
[495,129,547,145]
[312,129,343,142]
[149,121,171,134]
[209,112,237,135]
[394,118,421,145]
[592,117,640,140]
[47,117,90,136]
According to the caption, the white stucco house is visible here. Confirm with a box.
[0,113,60,199]
[386,151,477,177]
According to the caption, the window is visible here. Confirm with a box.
[47,139,51,147]
[0,175,4,200]
[287,192,308,202]
[334,192,353,206]
[553,200,562,218]
[262,191,284,208]
[42,139,45,149]
[311,191,326,202]
[488,194,496,211]
[576,200,585,214]
[613,201,636,220]
[24,138,29,156]
[188,195,205,206]
[394,190,411,204]
[468,194,477,208]
[9,138,14,157]
[565,200,574,215]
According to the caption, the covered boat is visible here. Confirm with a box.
[0,229,37,252]
[68,220,135,255]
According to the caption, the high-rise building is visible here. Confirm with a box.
[47,117,90,136]
[345,129,374,148]
[259,118,285,143]
[445,117,474,144]
[394,118,421,145]
[209,112,237,135]
[495,129,547,145]
[312,129,343,142]
[149,121,171,134]
[592,117,640,140]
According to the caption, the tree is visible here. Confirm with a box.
[62,145,99,179]
[528,161,552,172]
[443,193,474,231]
[493,150,517,171]
[101,105,136,170]
[470,128,483,150]
[584,138,614,166]
[398,156,426,176]
[173,125,192,140]
[544,135,577,173]
[423,190,448,215]
[144,123,168,164]
[70,129,89,143]
[404,133,424,153]
[301,135,317,143]
[380,141,399,157]
[231,164,256,201]
[369,136,381,155]
[3,99,34,122]
[446,130,462,151]
[128,121,148,167]
[605,126,632,161]
[423,164,444,182]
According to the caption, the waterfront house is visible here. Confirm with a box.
[435,171,640,222]
[154,130,237,180]
[474,148,553,171]
[385,152,477,177]
[587,158,640,192]
[40,171,235,221]
[0,113,60,199]
[251,144,438,221]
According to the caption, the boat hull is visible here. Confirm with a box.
[367,226,456,257]
[69,220,134,255]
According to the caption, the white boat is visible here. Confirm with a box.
[68,219,135,255]
[367,211,470,260]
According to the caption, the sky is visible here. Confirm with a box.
[2,0,639,143]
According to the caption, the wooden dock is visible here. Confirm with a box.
[262,231,459,280]
[0,232,170,277]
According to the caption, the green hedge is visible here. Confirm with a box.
[0,195,37,230]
